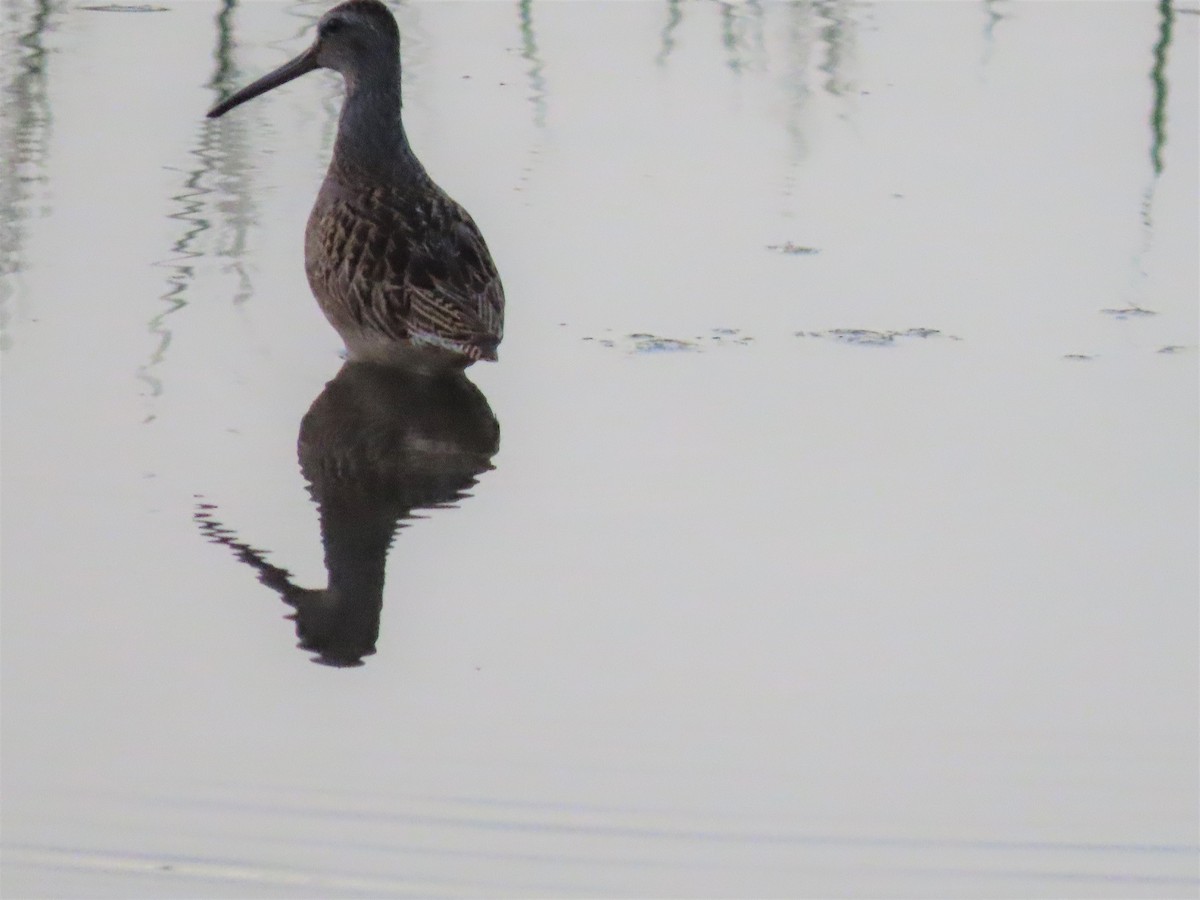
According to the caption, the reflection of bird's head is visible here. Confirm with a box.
[285,587,378,669]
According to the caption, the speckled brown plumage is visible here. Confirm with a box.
[207,0,504,371]
[305,182,503,364]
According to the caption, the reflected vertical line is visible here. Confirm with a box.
[208,0,257,303]
[1148,0,1171,176]
[813,0,854,97]
[514,0,548,200]
[717,1,745,73]
[778,1,815,202]
[979,0,1009,71]
[1121,0,1175,312]
[714,0,770,74]
[143,0,258,413]
[656,0,682,67]
[141,4,226,408]
[212,0,237,93]
[746,0,765,66]
[518,0,547,129]
[0,0,59,351]
[982,0,1003,39]
[146,145,215,409]
[981,1,1005,55]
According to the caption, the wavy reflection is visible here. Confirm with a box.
[779,1,817,166]
[518,0,547,129]
[652,0,858,181]
[813,0,855,96]
[656,0,682,66]
[142,0,261,409]
[1148,0,1172,176]
[196,365,499,667]
[716,0,761,74]
[1125,0,1175,311]
[980,0,1009,68]
[0,0,58,350]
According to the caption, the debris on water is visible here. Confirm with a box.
[766,242,820,256]
[581,326,948,354]
[795,327,959,346]
[1157,345,1191,354]
[629,335,700,353]
[1062,353,1094,361]
[1100,306,1157,319]
[580,328,754,354]
[828,329,895,346]
[710,327,754,345]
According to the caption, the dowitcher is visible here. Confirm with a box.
[207,0,503,372]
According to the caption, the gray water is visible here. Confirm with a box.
[2,1,1198,897]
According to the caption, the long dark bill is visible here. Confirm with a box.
[207,46,320,118]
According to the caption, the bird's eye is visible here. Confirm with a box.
[319,18,344,36]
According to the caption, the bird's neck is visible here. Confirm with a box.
[330,70,427,185]
[319,500,394,602]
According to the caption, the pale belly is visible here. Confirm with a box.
[336,326,475,374]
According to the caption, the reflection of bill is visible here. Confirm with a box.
[196,363,499,667]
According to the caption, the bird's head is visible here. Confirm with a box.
[207,0,400,119]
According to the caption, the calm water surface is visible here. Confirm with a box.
[2,1,1198,897]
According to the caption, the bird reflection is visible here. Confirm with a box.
[196,363,499,667]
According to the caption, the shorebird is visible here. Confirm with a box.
[207,0,504,372]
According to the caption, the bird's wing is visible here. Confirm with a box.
[403,209,504,355]
[311,188,504,358]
